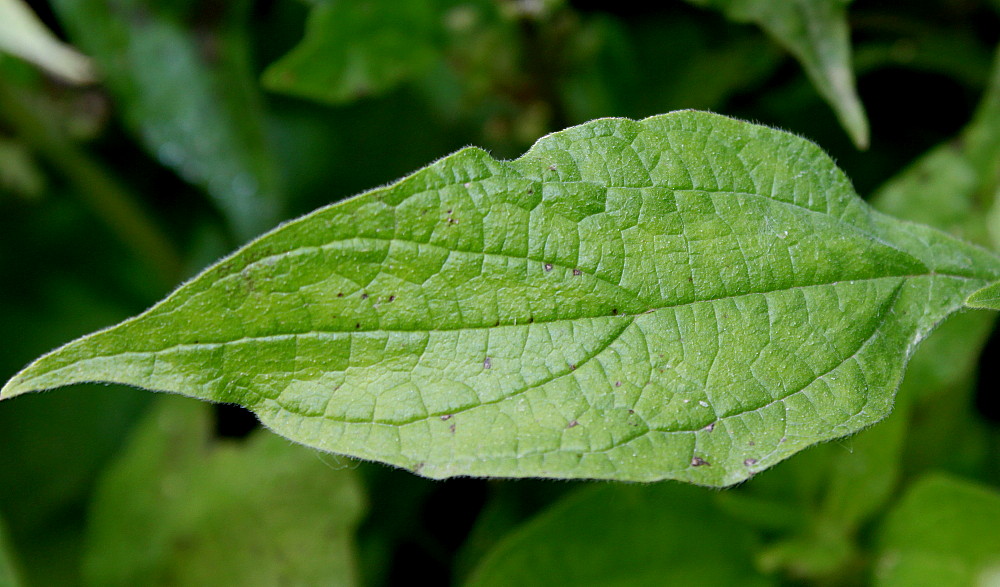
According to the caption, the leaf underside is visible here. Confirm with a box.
[3,111,997,485]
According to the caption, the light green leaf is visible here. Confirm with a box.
[965,280,1000,310]
[0,0,94,84]
[465,483,772,587]
[50,0,282,238]
[685,0,869,149]
[262,0,456,104]
[875,474,1000,587]
[83,396,365,587]
[3,111,998,485]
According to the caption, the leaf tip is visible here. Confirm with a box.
[965,281,1000,311]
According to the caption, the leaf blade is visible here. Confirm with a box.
[3,111,997,485]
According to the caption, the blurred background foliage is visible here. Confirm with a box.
[0,0,999,585]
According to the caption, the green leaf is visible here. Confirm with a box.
[464,483,772,587]
[50,0,282,238]
[965,280,1000,310]
[873,44,1000,249]
[262,0,457,104]
[83,396,366,587]
[0,515,24,587]
[3,111,999,485]
[0,0,94,84]
[685,0,869,149]
[875,474,1000,586]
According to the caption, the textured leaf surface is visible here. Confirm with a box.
[685,0,868,148]
[3,110,999,485]
[50,0,282,238]
[876,474,1000,586]
[465,483,772,587]
[966,281,1000,310]
[83,396,365,587]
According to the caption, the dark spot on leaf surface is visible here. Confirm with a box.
[611,308,619,315]
[573,269,582,276]
[361,293,368,300]
[388,295,396,302]
[440,414,453,421]
[544,263,553,271]
[614,381,622,387]
[566,420,578,428]
[704,422,715,432]
[744,458,758,466]
[483,357,492,369]
[337,292,344,297]
[691,457,709,467]
[569,364,577,370]
[355,323,361,329]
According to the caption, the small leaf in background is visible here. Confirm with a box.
[464,483,772,587]
[4,111,999,486]
[0,515,24,587]
[873,44,1000,248]
[685,0,869,149]
[262,0,452,104]
[966,280,1000,310]
[875,474,1000,586]
[83,395,366,587]
[49,0,283,239]
[0,136,44,200]
[0,0,94,84]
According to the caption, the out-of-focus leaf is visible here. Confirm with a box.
[0,0,94,84]
[4,111,1000,486]
[50,0,282,239]
[464,483,772,587]
[685,0,869,149]
[875,474,1000,586]
[560,13,783,122]
[263,0,453,104]
[83,395,366,587]
[0,516,24,587]
[0,136,44,199]
[874,44,1000,248]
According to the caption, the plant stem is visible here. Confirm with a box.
[0,79,182,285]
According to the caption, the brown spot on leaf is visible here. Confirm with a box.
[544,263,553,271]
[691,457,709,467]
[360,293,368,300]
[573,269,582,276]
[566,420,579,429]
[614,381,622,387]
